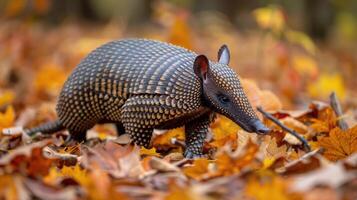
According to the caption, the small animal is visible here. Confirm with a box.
[26,39,270,158]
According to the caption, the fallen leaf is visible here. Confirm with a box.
[140,147,160,157]
[0,106,15,131]
[292,162,356,192]
[318,125,357,161]
[183,158,211,180]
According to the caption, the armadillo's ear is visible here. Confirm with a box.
[193,55,209,81]
[218,44,230,65]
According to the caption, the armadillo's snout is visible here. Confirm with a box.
[248,119,270,135]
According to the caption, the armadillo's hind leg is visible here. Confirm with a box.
[184,113,215,158]
[25,120,65,136]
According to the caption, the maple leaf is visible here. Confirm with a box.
[318,125,357,161]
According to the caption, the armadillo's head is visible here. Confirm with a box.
[193,45,270,135]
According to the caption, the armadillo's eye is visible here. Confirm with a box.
[217,94,230,104]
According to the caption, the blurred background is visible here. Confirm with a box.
[0,0,356,116]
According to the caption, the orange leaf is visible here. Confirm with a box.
[34,64,67,97]
[153,128,185,147]
[0,91,15,107]
[182,158,210,180]
[140,147,160,157]
[318,125,357,161]
[215,139,259,176]
[0,106,15,132]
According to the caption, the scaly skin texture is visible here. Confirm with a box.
[26,39,265,158]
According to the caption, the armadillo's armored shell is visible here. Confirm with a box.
[57,39,203,133]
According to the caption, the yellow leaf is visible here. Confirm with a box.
[0,91,15,107]
[140,147,160,157]
[0,106,15,131]
[210,116,239,149]
[253,5,285,33]
[60,165,90,186]
[317,125,357,161]
[307,73,346,100]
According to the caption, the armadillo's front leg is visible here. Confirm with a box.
[184,113,215,158]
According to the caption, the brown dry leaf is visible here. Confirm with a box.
[261,137,288,159]
[292,162,356,192]
[318,125,357,161]
[148,156,180,172]
[25,178,77,200]
[0,140,53,176]
[281,117,308,135]
[307,104,337,134]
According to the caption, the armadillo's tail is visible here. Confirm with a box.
[25,120,65,136]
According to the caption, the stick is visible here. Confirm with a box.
[329,92,348,130]
[257,106,311,152]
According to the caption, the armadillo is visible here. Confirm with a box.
[26,39,270,158]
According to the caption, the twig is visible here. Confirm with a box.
[329,92,348,130]
[257,106,311,152]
